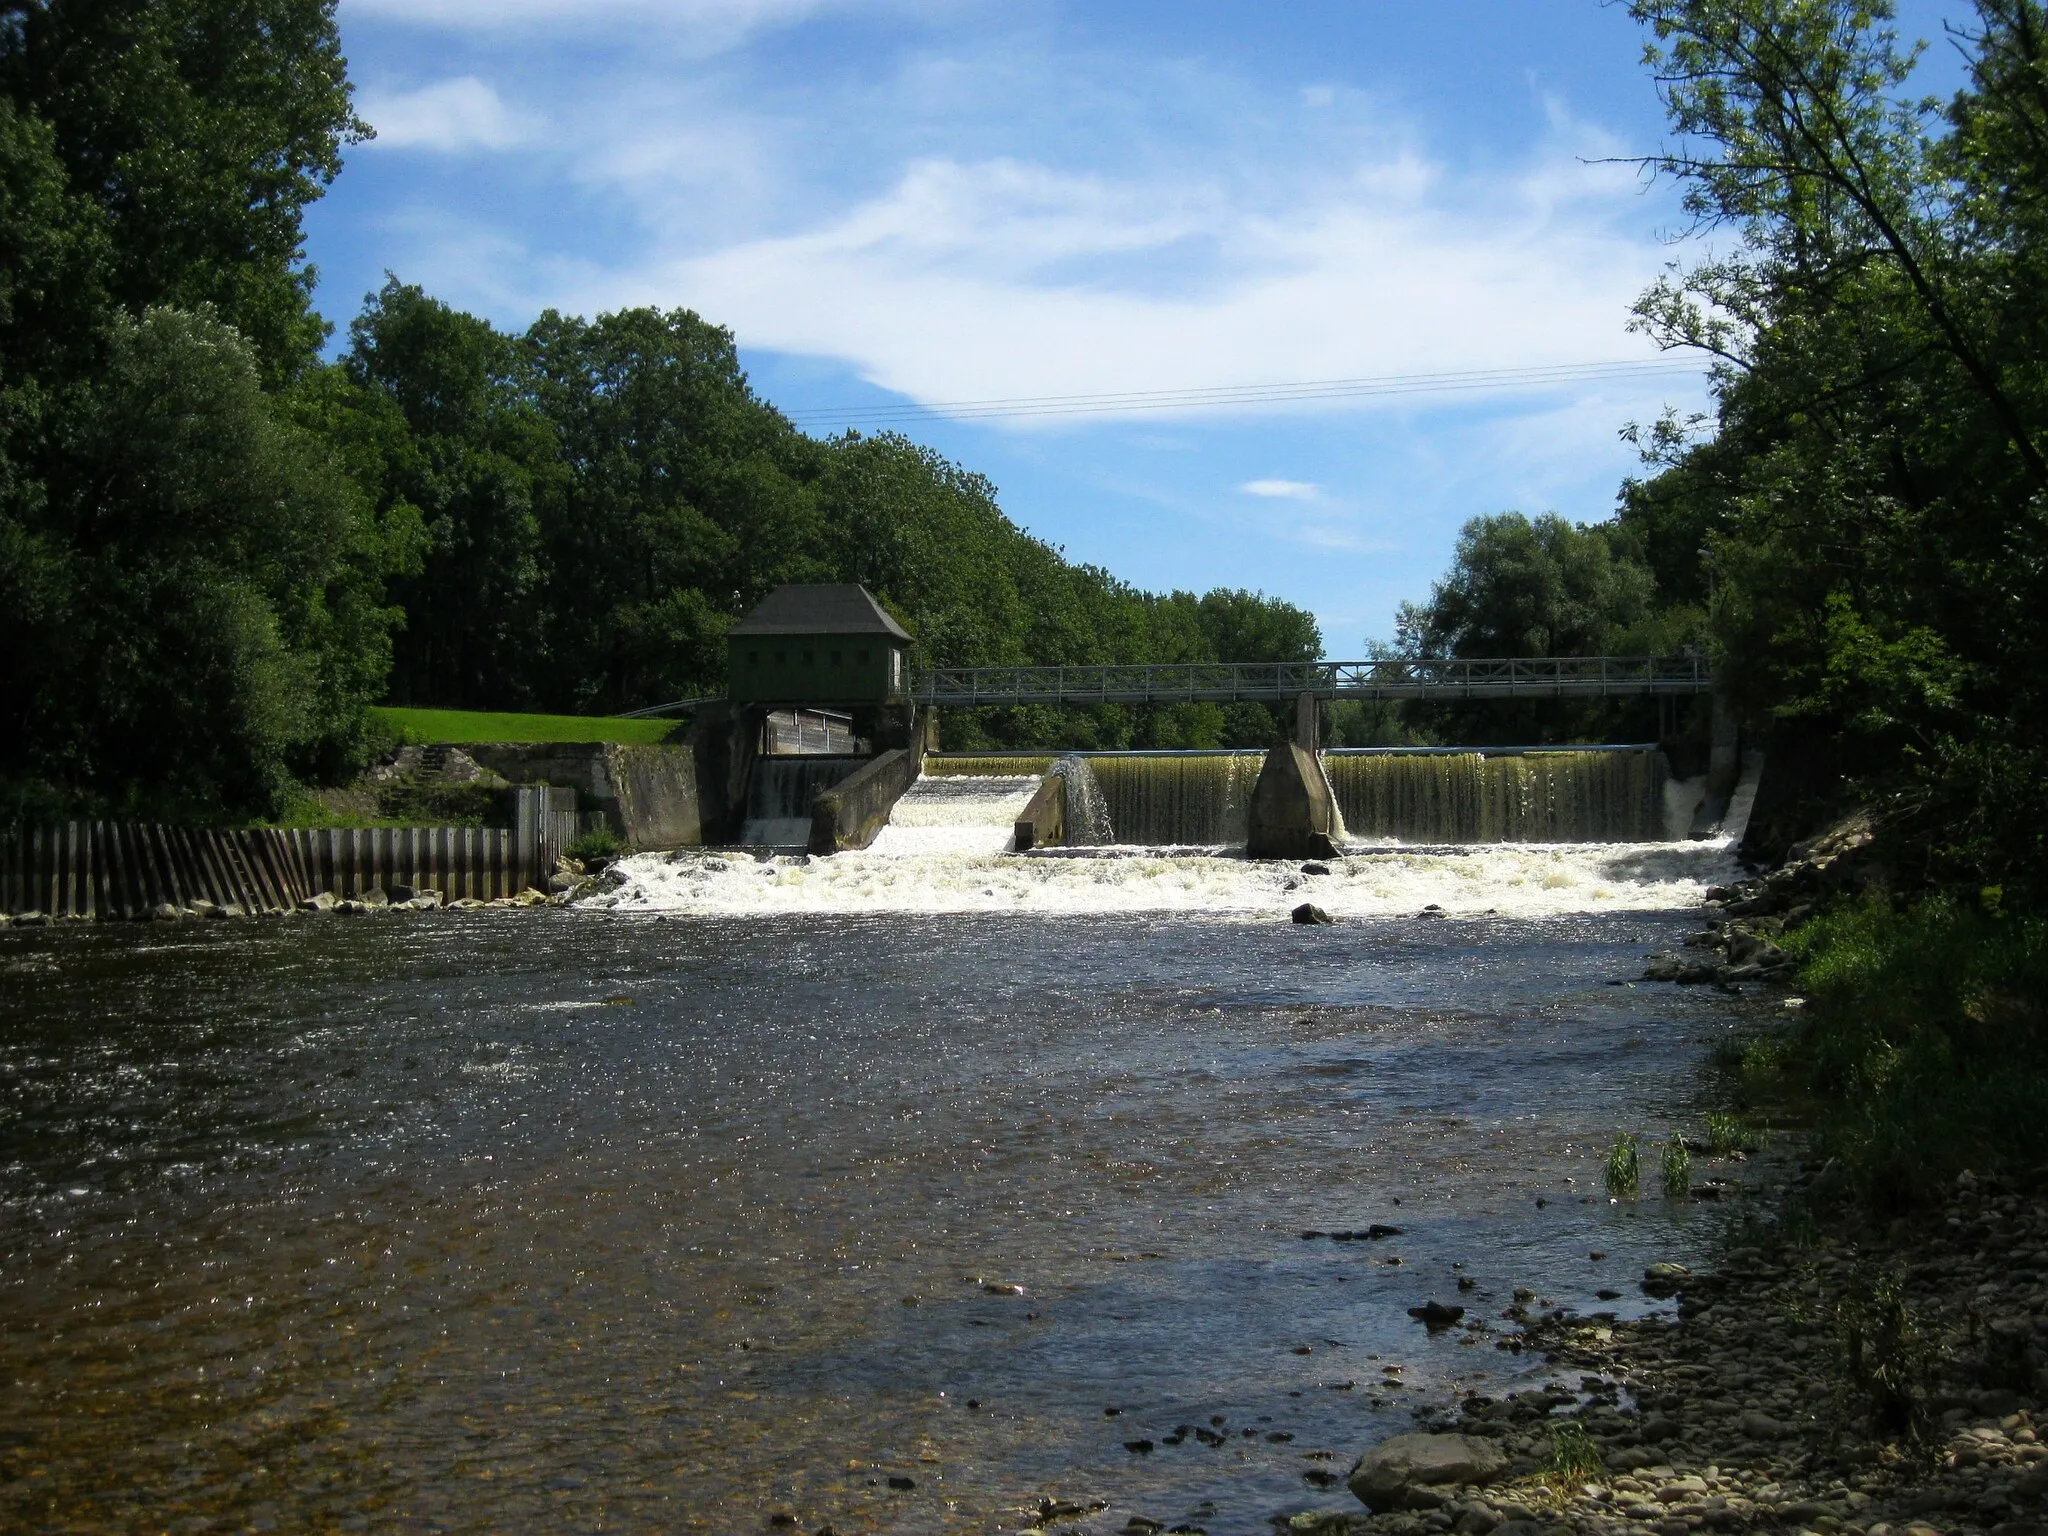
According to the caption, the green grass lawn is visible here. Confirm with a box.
[370,706,683,746]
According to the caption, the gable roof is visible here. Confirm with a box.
[730,583,912,642]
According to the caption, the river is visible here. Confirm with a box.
[0,839,1746,1534]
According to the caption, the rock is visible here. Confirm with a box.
[150,903,184,922]
[1301,862,1331,876]
[1409,1301,1468,1331]
[358,888,390,909]
[1292,903,1334,925]
[408,891,443,910]
[298,891,336,913]
[1640,1415,1681,1443]
[1348,1432,1507,1511]
[448,897,487,909]
[1738,1411,1790,1439]
[210,902,242,919]
[1641,1262,1690,1298]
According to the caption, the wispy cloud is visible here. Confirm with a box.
[358,77,530,152]
[1240,479,1321,500]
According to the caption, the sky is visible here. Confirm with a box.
[309,0,1975,653]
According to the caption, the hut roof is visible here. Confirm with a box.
[730,583,912,641]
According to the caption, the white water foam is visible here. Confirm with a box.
[867,775,1040,857]
[582,838,1738,919]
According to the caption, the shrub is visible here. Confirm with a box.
[566,826,623,862]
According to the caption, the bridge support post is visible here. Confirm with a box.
[1294,691,1319,751]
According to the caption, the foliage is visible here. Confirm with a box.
[1780,893,2048,1208]
[1604,1134,1642,1199]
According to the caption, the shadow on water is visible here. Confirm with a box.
[0,908,1752,1534]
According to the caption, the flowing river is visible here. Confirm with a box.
[0,826,1750,1534]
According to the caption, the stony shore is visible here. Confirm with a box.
[1274,1161,2047,1536]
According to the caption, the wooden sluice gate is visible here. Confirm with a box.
[0,787,567,919]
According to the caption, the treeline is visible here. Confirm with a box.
[0,1,1314,822]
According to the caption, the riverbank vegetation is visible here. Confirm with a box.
[1605,0,2048,1210]
[0,2,1315,824]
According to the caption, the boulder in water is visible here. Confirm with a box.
[1301,861,1331,876]
[1291,903,1334,925]
[1348,1431,1506,1510]
[1407,1300,1466,1331]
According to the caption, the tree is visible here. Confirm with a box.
[0,0,366,383]
[1619,0,2048,883]
[2,308,403,817]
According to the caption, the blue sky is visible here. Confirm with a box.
[310,0,1973,653]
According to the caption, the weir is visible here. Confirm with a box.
[739,756,866,845]
[915,745,1677,849]
[1325,747,1670,844]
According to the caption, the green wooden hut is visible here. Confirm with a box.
[727,584,912,706]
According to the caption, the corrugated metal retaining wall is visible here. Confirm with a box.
[1,789,566,919]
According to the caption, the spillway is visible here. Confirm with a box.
[1325,748,1668,844]
[738,756,866,846]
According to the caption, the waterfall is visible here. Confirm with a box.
[868,776,1040,856]
[1084,752,1264,847]
[1050,756,1114,844]
[1322,749,1668,844]
[739,756,867,846]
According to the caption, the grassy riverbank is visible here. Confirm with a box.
[368,707,683,747]
[1776,898,2048,1212]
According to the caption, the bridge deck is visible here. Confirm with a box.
[911,656,1709,707]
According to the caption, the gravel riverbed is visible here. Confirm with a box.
[1266,1168,2048,1536]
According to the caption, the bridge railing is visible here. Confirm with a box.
[910,655,1709,706]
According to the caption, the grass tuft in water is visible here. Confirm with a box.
[1604,1135,1640,1200]
[1661,1136,1692,1199]
[1705,1112,1762,1155]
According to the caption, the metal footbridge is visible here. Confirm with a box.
[909,655,1710,708]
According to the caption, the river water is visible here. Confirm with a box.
[0,839,1748,1534]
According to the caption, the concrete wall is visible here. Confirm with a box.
[463,741,702,851]
[1245,742,1342,860]
[1013,774,1065,851]
[809,748,920,853]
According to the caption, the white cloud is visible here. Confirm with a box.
[359,77,530,152]
[1240,479,1321,500]
[573,144,1670,424]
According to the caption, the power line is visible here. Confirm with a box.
[780,357,1709,427]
